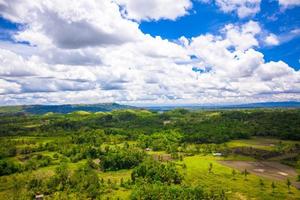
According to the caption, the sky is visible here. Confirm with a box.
[0,0,299,105]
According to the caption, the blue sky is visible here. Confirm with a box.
[0,0,299,105]
[139,0,300,69]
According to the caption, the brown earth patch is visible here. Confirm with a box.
[152,154,172,162]
[219,160,300,189]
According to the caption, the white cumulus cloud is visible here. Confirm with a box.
[115,0,192,21]
[0,0,299,105]
[199,0,261,18]
[278,0,300,7]
[265,34,280,46]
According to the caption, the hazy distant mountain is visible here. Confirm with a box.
[228,101,300,108]
[145,101,300,111]
[1,101,299,115]
[0,103,135,114]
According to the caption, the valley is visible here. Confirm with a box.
[0,108,300,199]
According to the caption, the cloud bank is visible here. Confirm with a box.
[0,0,299,105]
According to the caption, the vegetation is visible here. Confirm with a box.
[0,108,300,199]
[131,158,182,184]
[100,146,145,171]
[130,184,224,200]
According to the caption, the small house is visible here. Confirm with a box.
[35,194,44,200]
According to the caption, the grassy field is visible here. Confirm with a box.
[1,151,299,199]
[1,135,300,199]
[226,137,300,151]
[179,155,300,200]
[98,169,132,183]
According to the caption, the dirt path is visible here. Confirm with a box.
[219,161,300,189]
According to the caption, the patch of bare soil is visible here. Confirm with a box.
[152,154,172,161]
[268,153,299,161]
[219,161,300,189]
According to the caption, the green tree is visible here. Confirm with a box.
[70,164,101,199]
[100,147,145,171]
[87,158,98,169]
[131,158,182,184]
[124,141,129,148]
[259,179,264,190]
[208,163,213,174]
[286,178,291,193]
[232,169,236,180]
[120,178,124,187]
[130,184,208,200]
[12,176,23,200]
[179,155,183,161]
[55,162,70,190]
[243,169,249,180]
[271,182,276,195]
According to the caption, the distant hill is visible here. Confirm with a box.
[1,101,299,115]
[145,101,300,111]
[0,103,135,115]
[227,101,300,108]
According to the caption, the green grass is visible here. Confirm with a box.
[102,189,131,200]
[179,155,300,200]
[98,169,132,183]
[226,137,300,151]
[101,141,138,150]
[1,135,300,200]
[1,153,299,200]
[0,159,132,199]
[9,136,64,143]
[221,154,256,161]
[146,150,166,155]
[69,111,91,115]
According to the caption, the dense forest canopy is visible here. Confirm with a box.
[1,108,299,141]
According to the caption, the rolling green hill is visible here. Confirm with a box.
[0,103,135,115]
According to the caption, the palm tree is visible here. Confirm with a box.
[232,169,236,180]
[243,169,249,180]
[286,178,291,193]
[271,182,276,195]
[208,163,213,173]
[120,178,124,187]
[179,155,183,161]
[259,179,264,190]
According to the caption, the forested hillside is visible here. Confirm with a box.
[1,109,299,140]
[0,103,134,115]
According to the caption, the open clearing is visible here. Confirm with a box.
[226,137,300,151]
[181,155,300,200]
[219,160,300,189]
